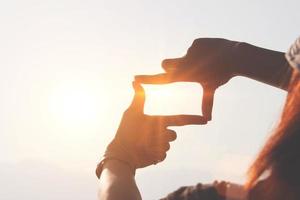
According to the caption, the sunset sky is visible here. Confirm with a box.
[1,0,300,199]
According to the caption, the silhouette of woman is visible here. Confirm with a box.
[97,37,300,200]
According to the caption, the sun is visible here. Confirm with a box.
[48,81,99,127]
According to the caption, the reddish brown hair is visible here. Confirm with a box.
[247,69,300,189]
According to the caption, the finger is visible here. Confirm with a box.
[156,115,207,126]
[135,73,175,84]
[161,143,170,151]
[202,86,216,121]
[162,57,185,72]
[128,81,145,113]
[165,129,177,142]
[150,149,167,163]
[150,139,171,151]
[149,142,171,155]
[157,152,167,162]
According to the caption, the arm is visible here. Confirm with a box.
[233,42,292,90]
[98,160,141,200]
[97,82,206,199]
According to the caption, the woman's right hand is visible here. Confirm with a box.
[135,38,239,121]
[101,82,206,171]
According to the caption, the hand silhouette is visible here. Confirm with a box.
[104,82,207,170]
[135,38,238,121]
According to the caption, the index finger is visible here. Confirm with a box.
[162,57,185,72]
[155,115,207,126]
[135,73,176,84]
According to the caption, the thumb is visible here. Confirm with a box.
[202,85,216,121]
[162,57,185,72]
[128,81,145,113]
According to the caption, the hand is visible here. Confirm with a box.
[105,82,207,170]
[135,38,238,121]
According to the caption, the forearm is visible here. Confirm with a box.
[98,160,142,200]
[233,42,292,90]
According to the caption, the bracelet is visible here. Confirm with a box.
[95,157,136,179]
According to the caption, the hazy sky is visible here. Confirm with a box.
[1,0,299,199]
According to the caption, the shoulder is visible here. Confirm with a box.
[160,181,248,200]
[160,181,222,200]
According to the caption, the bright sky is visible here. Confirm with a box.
[0,0,299,199]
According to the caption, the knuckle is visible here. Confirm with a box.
[192,38,200,45]
[160,153,167,161]
[165,143,170,151]
[173,133,177,140]
[161,59,168,67]
[191,38,203,47]
[167,130,177,141]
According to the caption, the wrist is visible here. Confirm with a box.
[103,159,136,177]
[96,157,136,179]
[230,41,247,77]
[96,139,136,179]
[229,41,291,90]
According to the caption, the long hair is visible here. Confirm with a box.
[246,69,300,190]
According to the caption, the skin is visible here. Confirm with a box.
[99,82,206,200]
[135,38,292,120]
[98,38,292,200]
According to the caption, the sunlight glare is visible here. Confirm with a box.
[143,83,202,116]
[48,82,100,127]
